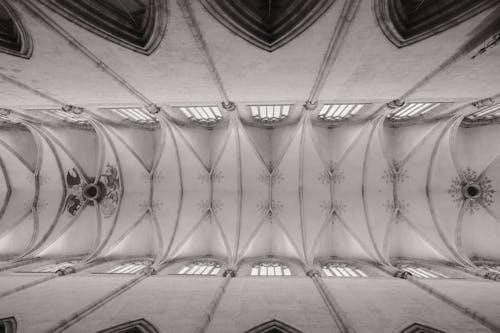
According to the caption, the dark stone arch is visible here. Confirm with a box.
[400,322,445,333]
[245,319,303,333]
[96,318,159,333]
[0,317,17,333]
[199,0,336,52]
[40,0,168,55]
[0,0,33,58]
[374,0,498,47]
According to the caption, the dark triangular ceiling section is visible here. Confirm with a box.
[199,0,336,52]
[40,0,168,55]
[0,0,32,58]
[375,0,497,47]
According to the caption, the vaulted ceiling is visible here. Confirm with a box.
[0,0,500,269]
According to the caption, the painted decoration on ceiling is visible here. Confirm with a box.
[100,163,120,218]
[40,0,168,55]
[199,0,337,52]
[374,0,497,47]
[0,0,32,58]
[65,168,85,216]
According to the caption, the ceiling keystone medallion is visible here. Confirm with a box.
[320,199,346,216]
[382,159,408,184]
[199,0,337,52]
[374,0,497,47]
[258,169,284,186]
[448,168,495,214]
[40,0,168,55]
[257,199,283,217]
[0,0,33,58]
[318,161,344,185]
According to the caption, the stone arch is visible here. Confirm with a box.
[0,0,33,58]
[199,0,336,52]
[400,322,445,333]
[245,319,303,333]
[374,0,497,47]
[40,0,168,55]
[0,317,17,333]
[96,318,159,333]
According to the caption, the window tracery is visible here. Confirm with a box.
[466,103,500,122]
[388,103,442,121]
[321,263,367,278]
[318,104,364,122]
[398,265,448,279]
[250,262,291,276]
[176,261,221,276]
[104,261,150,274]
[250,105,290,123]
[30,261,76,273]
[178,106,223,125]
[104,107,157,124]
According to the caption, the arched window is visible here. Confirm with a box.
[0,317,17,333]
[96,318,158,333]
[104,261,149,274]
[400,323,445,333]
[321,263,367,278]
[387,103,444,121]
[399,265,448,279]
[177,261,221,276]
[250,262,291,276]
[0,0,32,58]
[30,261,76,273]
[374,0,496,47]
[245,319,302,333]
[40,0,168,55]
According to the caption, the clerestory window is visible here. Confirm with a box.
[176,261,221,276]
[250,262,291,276]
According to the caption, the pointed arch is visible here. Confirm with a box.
[96,318,159,333]
[245,319,303,333]
[400,322,445,333]
[40,0,168,55]
[374,0,497,47]
[199,0,336,52]
[0,317,17,333]
[0,0,33,58]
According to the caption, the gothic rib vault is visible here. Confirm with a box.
[0,105,500,268]
[0,0,498,271]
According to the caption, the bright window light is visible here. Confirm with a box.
[322,264,367,278]
[250,105,290,122]
[250,262,291,276]
[400,265,448,279]
[33,261,76,273]
[38,109,86,124]
[106,262,148,274]
[388,103,441,120]
[179,106,223,125]
[177,261,221,276]
[107,107,157,123]
[318,104,364,121]
[481,265,500,274]
[466,104,500,121]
